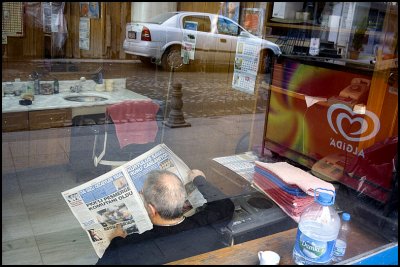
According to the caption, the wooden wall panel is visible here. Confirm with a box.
[65,2,131,59]
[205,2,221,14]
[65,3,73,58]
[23,3,43,58]
[192,2,206,13]
[119,2,129,59]
[109,3,118,59]
[80,3,102,58]
[178,2,220,14]
[90,7,104,58]
[70,3,81,59]
[178,2,194,12]
[3,3,43,59]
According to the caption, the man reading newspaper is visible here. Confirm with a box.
[62,144,234,264]
[96,169,234,265]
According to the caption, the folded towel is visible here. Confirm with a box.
[254,166,307,197]
[254,173,313,207]
[255,161,335,196]
[106,100,160,149]
[253,174,314,223]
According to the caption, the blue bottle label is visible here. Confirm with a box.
[294,228,335,264]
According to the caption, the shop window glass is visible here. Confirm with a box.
[1,2,398,265]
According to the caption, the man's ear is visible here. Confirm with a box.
[147,203,157,217]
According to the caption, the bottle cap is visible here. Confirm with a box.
[314,188,335,206]
[342,213,351,221]
[316,192,334,206]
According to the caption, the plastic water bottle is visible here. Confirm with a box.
[332,213,351,262]
[293,188,340,265]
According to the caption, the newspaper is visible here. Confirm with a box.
[61,144,207,258]
[212,151,259,183]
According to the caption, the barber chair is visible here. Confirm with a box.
[92,100,163,168]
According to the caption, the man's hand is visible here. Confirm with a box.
[187,169,205,182]
[109,224,127,240]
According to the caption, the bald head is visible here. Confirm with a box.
[143,170,187,220]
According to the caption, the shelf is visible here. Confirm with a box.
[267,22,321,31]
[270,85,305,101]
[270,17,317,25]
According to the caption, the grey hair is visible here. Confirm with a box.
[142,170,187,219]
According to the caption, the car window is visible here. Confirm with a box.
[143,12,178,24]
[217,17,240,36]
[182,15,211,32]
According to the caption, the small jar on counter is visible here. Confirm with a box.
[105,79,114,92]
[54,79,59,94]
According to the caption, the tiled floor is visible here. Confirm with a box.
[2,112,266,265]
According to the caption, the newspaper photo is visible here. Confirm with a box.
[61,144,207,258]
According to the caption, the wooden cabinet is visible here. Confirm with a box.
[2,112,29,132]
[3,109,73,169]
[2,109,72,132]
[29,109,72,130]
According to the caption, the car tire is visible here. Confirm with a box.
[161,46,186,71]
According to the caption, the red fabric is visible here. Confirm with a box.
[106,100,160,149]
[253,173,314,223]
[253,173,313,207]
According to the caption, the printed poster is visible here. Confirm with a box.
[240,8,265,37]
[79,17,90,50]
[42,2,52,33]
[309,38,320,56]
[232,33,262,94]
[181,21,198,63]
[220,2,240,23]
[80,2,100,19]
[80,2,89,17]
[88,2,100,19]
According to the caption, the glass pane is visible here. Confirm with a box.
[1,2,398,265]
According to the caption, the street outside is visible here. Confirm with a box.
[2,59,270,119]
[2,58,271,187]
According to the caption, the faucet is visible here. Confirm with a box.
[70,84,82,93]
[70,77,86,93]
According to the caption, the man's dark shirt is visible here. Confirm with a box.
[96,175,234,265]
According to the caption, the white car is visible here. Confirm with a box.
[123,11,281,71]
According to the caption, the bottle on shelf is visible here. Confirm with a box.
[292,188,340,265]
[32,72,40,95]
[26,75,35,95]
[53,79,59,94]
[332,212,351,262]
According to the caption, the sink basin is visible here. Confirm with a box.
[64,95,108,102]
